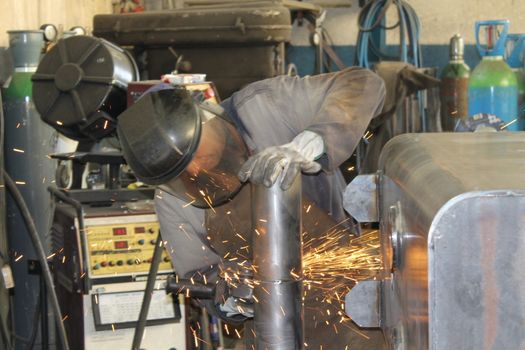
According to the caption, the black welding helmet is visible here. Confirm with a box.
[117,87,248,208]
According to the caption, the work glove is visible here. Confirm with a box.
[238,130,324,190]
[219,296,254,318]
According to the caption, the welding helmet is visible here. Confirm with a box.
[117,87,248,208]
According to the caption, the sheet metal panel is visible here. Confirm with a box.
[377,132,525,350]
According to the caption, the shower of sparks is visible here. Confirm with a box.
[221,226,381,344]
[500,118,517,130]
[303,229,382,295]
[234,329,242,339]
[182,200,196,208]
[363,130,374,141]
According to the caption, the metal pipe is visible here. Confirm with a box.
[252,176,304,349]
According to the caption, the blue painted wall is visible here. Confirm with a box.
[286,44,481,77]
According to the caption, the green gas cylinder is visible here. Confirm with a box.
[468,20,519,131]
[440,34,470,131]
[2,29,57,344]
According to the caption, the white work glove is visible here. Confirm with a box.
[238,130,324,190]
[219,296,254,318]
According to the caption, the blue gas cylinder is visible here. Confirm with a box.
[468,20,519,131]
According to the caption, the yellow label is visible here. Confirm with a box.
[86,221,173,276]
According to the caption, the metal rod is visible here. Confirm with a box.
[131,231,163,350]
[252,176,304,349]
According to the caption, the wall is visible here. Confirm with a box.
[2,0,524,74]
[0,0,112,47]
[289,0,525,75]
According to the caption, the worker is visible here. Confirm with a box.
[117,67,386,348]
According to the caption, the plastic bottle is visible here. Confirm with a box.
[440,34,470,131]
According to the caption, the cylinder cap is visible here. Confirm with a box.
[450,34,464,60]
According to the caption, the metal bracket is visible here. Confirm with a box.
[343,174,378,222]
[345,279,381,328]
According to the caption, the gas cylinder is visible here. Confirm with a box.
[505,33,525,130]
[2,30,57,343]
[440,34,470,131]
[468,20,518,131]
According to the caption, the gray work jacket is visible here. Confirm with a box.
[155,67,385,278]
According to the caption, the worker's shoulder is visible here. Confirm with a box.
[228,75,293,109]
[330,66,384,82]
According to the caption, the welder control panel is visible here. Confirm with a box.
[84,214,173,277]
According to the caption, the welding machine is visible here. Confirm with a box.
[30,35,188,349]
[48,156,187,350]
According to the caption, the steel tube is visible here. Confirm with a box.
[252,176,303,349]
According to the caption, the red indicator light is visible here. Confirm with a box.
[113,227,127,236]
[134,227,145,234]
[114,241,128,249]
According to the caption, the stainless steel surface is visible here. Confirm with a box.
[252,176,303,349]
[376,132,525,350]
[344,174,378,223]
[429,190,525,349]
[345,280,381,328]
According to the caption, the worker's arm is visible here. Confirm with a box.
[235,67,385,188]
[154,189,221,279]
[279,67,386,171]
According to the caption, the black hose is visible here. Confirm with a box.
[3,170,70,350]
[0,308,11,350]
[131,231,163,350]
[357,0,394,32]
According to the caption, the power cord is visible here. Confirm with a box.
[355,0,422,68]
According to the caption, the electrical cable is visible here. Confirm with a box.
[355,0,429,132]
[3,171,70,350]
[355,0,422,69]
[0,308,11,350]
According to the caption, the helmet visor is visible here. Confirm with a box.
[159,109,248,208]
